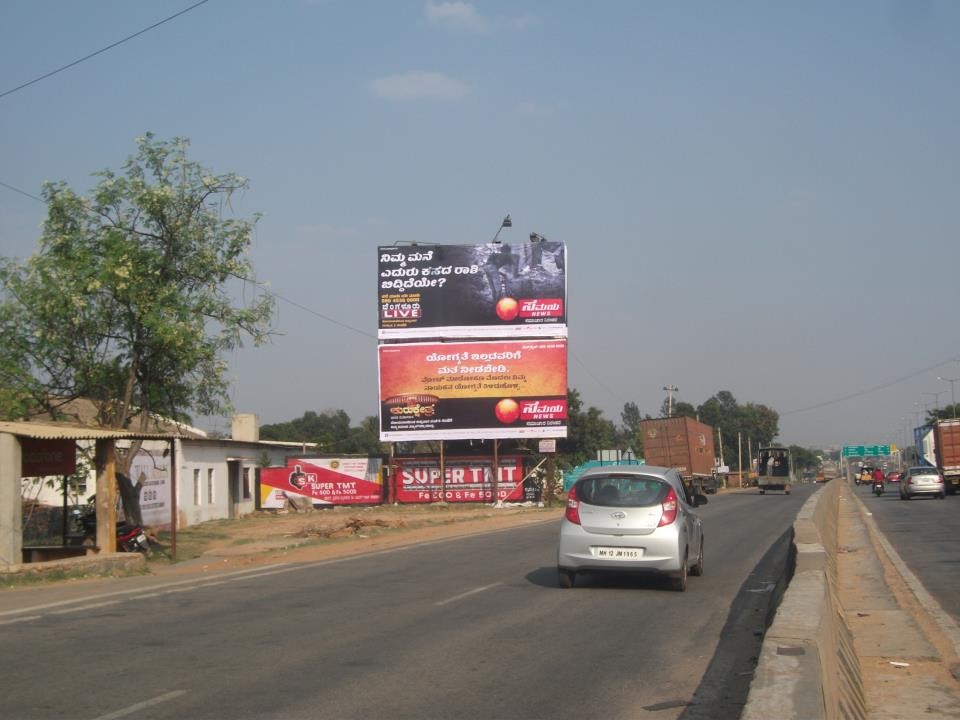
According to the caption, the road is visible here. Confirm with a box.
[0,485,817,720]
[854,480,960,623]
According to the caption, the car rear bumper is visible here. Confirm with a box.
[557,523,684,573]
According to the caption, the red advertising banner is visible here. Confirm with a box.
[259,457,383,507]
[378,339,568,441]
[392,455,526,503]
[378,242,567,339]
[20,438,77,477]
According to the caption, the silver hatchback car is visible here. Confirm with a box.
[899,466,945,500]
[557,465,707,591]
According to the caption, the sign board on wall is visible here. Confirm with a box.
[392,455,526,503]
[130,453,171,529]
[259,457,383,508]
[378,338,568,441]
[378,242,567,339]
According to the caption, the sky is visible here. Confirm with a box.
[1,0,958,450]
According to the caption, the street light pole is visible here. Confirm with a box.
[937,376,959,419]
[663,385,678,417]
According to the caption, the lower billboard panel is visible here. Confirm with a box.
[378,338,568,441]
[259,457,383,508]
[392,455,527,503]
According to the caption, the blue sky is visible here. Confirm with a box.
[1,1,958,449]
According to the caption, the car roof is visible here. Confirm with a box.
[577,464,676,480]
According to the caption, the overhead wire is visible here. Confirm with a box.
[0,0,211,100]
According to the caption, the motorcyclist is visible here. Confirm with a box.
[872,467,885,488]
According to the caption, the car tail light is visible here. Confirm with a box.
[658,487,678,527]
[906,476,913,486]
[565,485,581,525]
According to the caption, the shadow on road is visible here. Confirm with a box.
[678,526,796,720]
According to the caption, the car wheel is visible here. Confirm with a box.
[671,552,688,592]
[938,492,946,500]
[690,539,704,577]
[558,570,576,589]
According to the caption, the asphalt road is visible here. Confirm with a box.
[0,485,817,720]
[853,480,960,623]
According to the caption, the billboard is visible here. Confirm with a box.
[259,457,383,508]
[392,455,527,503]
[378,338,568,441]
[130,453,171,529]
[378,242,567,339]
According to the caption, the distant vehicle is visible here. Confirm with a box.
[932,419,960,495]
[885,471,902,484]
[815,470,827,483]
[899,466,945,500]
[638,417,720,495]
[756,446,795,495]
[557,465,707,591]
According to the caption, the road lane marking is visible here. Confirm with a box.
[90,690,187,720]
[435,582,503,606]
[0,615,42,625]
[50,600,121,614]
[0,564,292,618]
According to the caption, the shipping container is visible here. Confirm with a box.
[933,419,960,494]
[639,417,718,493]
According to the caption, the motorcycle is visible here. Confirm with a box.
[873,479,884,496]
[73,507,150,554]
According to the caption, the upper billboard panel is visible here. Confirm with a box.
[377,242,567,339]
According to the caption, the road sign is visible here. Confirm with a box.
[843,444,891,457]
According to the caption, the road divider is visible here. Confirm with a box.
[743,481,867,720]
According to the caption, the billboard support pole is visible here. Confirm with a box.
[439,441,446,504]
[387,443,396,504]
[492,439,500,506]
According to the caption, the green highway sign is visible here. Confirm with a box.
[843,444,891,457]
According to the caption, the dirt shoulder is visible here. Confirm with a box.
[146,502,564,577]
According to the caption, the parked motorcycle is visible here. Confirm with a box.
[73,507,150,554]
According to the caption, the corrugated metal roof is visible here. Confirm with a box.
[0,421,180,441]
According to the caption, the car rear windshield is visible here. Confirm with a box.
[576,475,669,507]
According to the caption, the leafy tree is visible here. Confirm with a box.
[927,406,960,423]
[695,391,779,470]
[558,388,617,468]
[261,411,386,455]
[0,134,275,522]
[788,445,819,472]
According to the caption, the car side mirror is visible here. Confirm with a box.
[693,494,708,507]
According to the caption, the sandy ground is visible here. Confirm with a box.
[147,502,564,576]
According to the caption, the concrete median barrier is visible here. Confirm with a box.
[743,481,866,720]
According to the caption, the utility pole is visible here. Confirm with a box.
[663,385,679,417]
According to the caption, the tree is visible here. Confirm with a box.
[261,411,386,455]
[0,134,275,522]
[559,388,617,468]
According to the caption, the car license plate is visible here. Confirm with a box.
[136,533,147,543]
[594,547,641,559]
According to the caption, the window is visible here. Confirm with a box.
[207,468,215,504]
[242,467,252,500]
[193,469,201,505]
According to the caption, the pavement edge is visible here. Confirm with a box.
[742,482,867,720]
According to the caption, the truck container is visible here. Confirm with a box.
[639,417,718,494]
[933,419,960,494]
[914,424,937,467]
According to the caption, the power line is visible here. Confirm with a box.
[781,355,960,415]
[0,0,211,100]
[0,180,43,202]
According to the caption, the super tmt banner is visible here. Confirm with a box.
[259,457,383,508]
[377,242,566,339]
[378,338,568,441]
